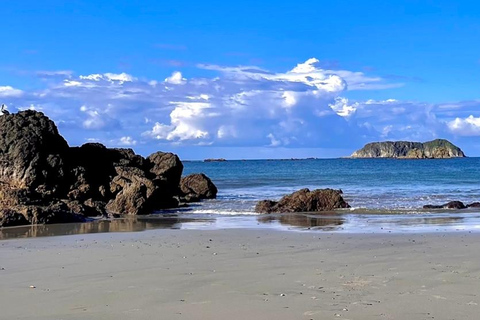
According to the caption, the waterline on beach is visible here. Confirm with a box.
[2,211,480,239]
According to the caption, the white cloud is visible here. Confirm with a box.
[448,115,480,136]
[79,74,103,81]
[104,73,135,82]
[0,86,23,97]
[165,71,186,85]
[64,80,83,87]
[329,97,357,118]
[1,58,478,154]
[143,122,174,140]
[79,72,135,83]
[198,57,401,92]
[118,136,137,146]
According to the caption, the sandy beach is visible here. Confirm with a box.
[1,229,480,320]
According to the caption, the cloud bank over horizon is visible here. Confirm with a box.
[1,58,480,158]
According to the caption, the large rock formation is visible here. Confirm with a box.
[255,188,350,214]
[180,173,218,200]
[350,139,465,159]
[0,111,216,227]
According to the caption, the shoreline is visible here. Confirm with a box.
[1,229,479,319]
[2,210,480,240]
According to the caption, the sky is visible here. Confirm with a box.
[1,0,480,159]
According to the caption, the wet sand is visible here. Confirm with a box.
[1,229,480,320]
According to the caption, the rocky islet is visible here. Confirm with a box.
[350,139,465,158]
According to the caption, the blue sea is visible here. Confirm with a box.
[183,158,479,213]
[175,158,480,233]
[2,158,480,238]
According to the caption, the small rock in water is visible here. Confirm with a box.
[29,285,36,289]
[280,293,286,297]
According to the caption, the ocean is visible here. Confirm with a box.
[183,158,480,213]
[2,158,480,238]
[175,157,480,233]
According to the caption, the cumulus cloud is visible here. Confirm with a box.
[448,115,480,136]
[118,136,137,146]
[165,71,186,85]
[0,58,478,156]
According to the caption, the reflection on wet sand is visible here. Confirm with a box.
[258,214,345,230]
[393,216,465,227]
[0,216,212,239]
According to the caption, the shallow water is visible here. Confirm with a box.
[1,211,480,240]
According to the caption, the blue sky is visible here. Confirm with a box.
[1,0,480,159]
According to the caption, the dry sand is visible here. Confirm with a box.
[1,229,480,320]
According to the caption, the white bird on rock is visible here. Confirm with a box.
[0,104,9,115]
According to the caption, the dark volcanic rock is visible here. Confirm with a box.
[422,204,443,209]
[351,139,465,158]
[255,200,278,214]
[0,110,69,195]
[180,173,218,200]
[0,110,214,227]
[147,152,183,188]
[0,208,29,227]
[443,201,466,209]
[423,201,467,210]
[106,166,177,215]
[467,202,480,208]
[255,188,350,214]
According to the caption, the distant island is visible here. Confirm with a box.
[350,139,465,159]
[204,158,227,162]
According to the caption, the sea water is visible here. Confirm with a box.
[2,158,480,238]
[174,158,480,233]
[182,158,480,213]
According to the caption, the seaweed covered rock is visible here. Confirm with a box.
[255,188,350,214]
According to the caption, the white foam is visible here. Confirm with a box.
[189,209,259,216]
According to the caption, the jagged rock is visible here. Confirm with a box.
[351,139,465,158]
[255,200,278,214]
[180,173,218,200]
[0,208,29,227]
[255,188,350,214]
[147,152,183,188]
[0,110,69,195]
[106,166,156,215]
[423,201,467,210]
